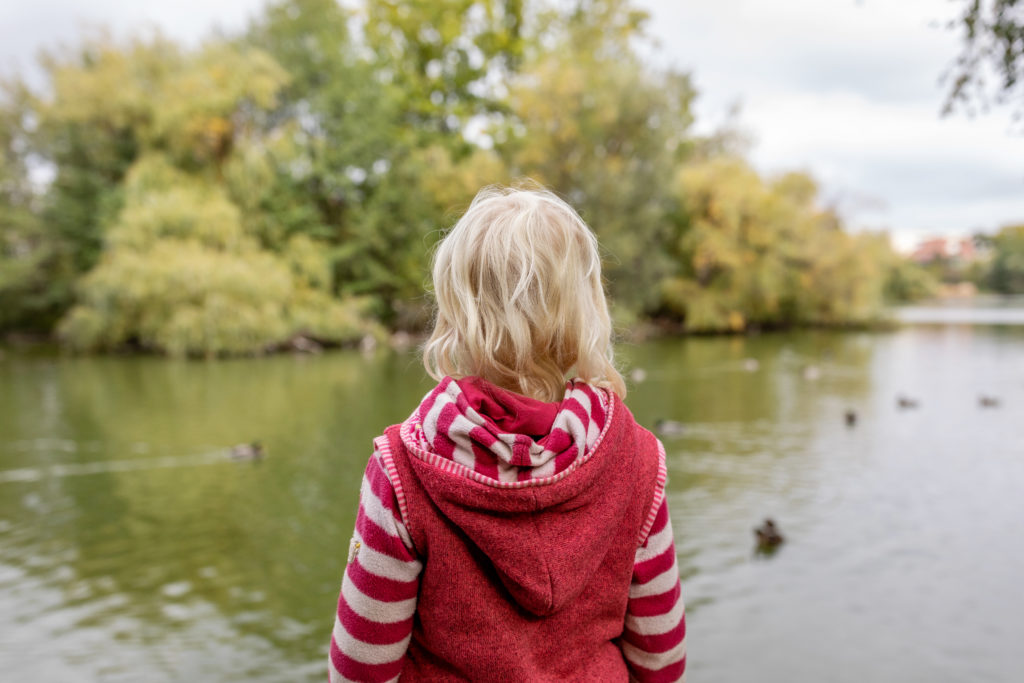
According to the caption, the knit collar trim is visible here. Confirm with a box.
[398,376,613,488]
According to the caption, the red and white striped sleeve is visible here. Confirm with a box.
[621,496,687,682]
[329,448,422,683]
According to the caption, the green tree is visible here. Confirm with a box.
[33,35,181,276]
[361,0,525,141]
[500,0,696,319]
[660,157,892,332]
[988,224,1024,292]
[0,0,915,349]
[0,80,68,331]
[59,162,375,355]
[883,256,940,302]
[48,38,380,355]
[246,0,518,325]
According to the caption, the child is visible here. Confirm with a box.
[328,186,686,682]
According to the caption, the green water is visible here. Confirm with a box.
[2,323,1023,682]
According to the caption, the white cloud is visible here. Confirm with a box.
[0,0,262,85]
[642,0,1024,241]
[3,0,1023,244]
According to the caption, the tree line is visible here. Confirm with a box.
[0,0,938,357]
[915,225,1024,296]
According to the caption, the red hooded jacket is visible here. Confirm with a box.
[380,377,661,680]
[328,377,686,683]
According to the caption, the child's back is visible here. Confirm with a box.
[328,186,686,682]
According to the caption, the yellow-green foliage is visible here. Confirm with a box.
[53,54,375,355]
[3,0,922,348]
[501,4,695,313]
[663,158,891,332]
[45,38,287,166]
[152,44,287,166]
[988,225,1024,293]
[106,158,247,252]
[61,240,290,355]
[61,228,375,356]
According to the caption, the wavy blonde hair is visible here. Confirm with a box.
[423,184,626,402]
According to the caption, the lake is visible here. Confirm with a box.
[2,313,1023,682]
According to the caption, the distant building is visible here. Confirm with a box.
[910,235,988,265]
[911,237,948,263]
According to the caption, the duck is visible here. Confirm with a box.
[802,365,821,381]
[754,518,785,553]
[630,367,648,383]
[653,419,686,438]
[896,395,919,410]
[979,395,1001,408]
[229,441,264,460]
[742,358,760,372]
[844,409,857,427]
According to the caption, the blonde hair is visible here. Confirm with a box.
[423,184,626,402]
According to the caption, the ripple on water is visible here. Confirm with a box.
[161,581,192,598]
[3,327,1024,681]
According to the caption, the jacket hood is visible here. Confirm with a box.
[399,376,629,615]
[408,376,608,481]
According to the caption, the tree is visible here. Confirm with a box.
[360,0,526,142]
[987,224,1024,292]
[0,0,915,348]
[48,37,380,355]
[500,0,696,319]
[659,157,891,332]
[245,0,520,326]
[945,0,1024,119]
[0,80,70,331]
[34,35,183,276]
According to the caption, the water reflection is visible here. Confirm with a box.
[0,351,434,681]
[897,295,1024,325]
[2,325,1024,681]
[623,327,1024,682]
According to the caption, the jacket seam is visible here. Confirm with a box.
[375,434,414,544]
[636,438,668,547]
[531,488,556,613]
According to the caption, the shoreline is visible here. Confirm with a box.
[6,296,1024,359]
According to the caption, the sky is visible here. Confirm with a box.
[2,0,1022,250]
[641,0,1024,249]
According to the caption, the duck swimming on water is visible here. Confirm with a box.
[653,419,686,438]
[754,518,785,553]
[896,395,919,410]
[229,442,264,460]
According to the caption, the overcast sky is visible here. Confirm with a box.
[2,0,1022,248]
